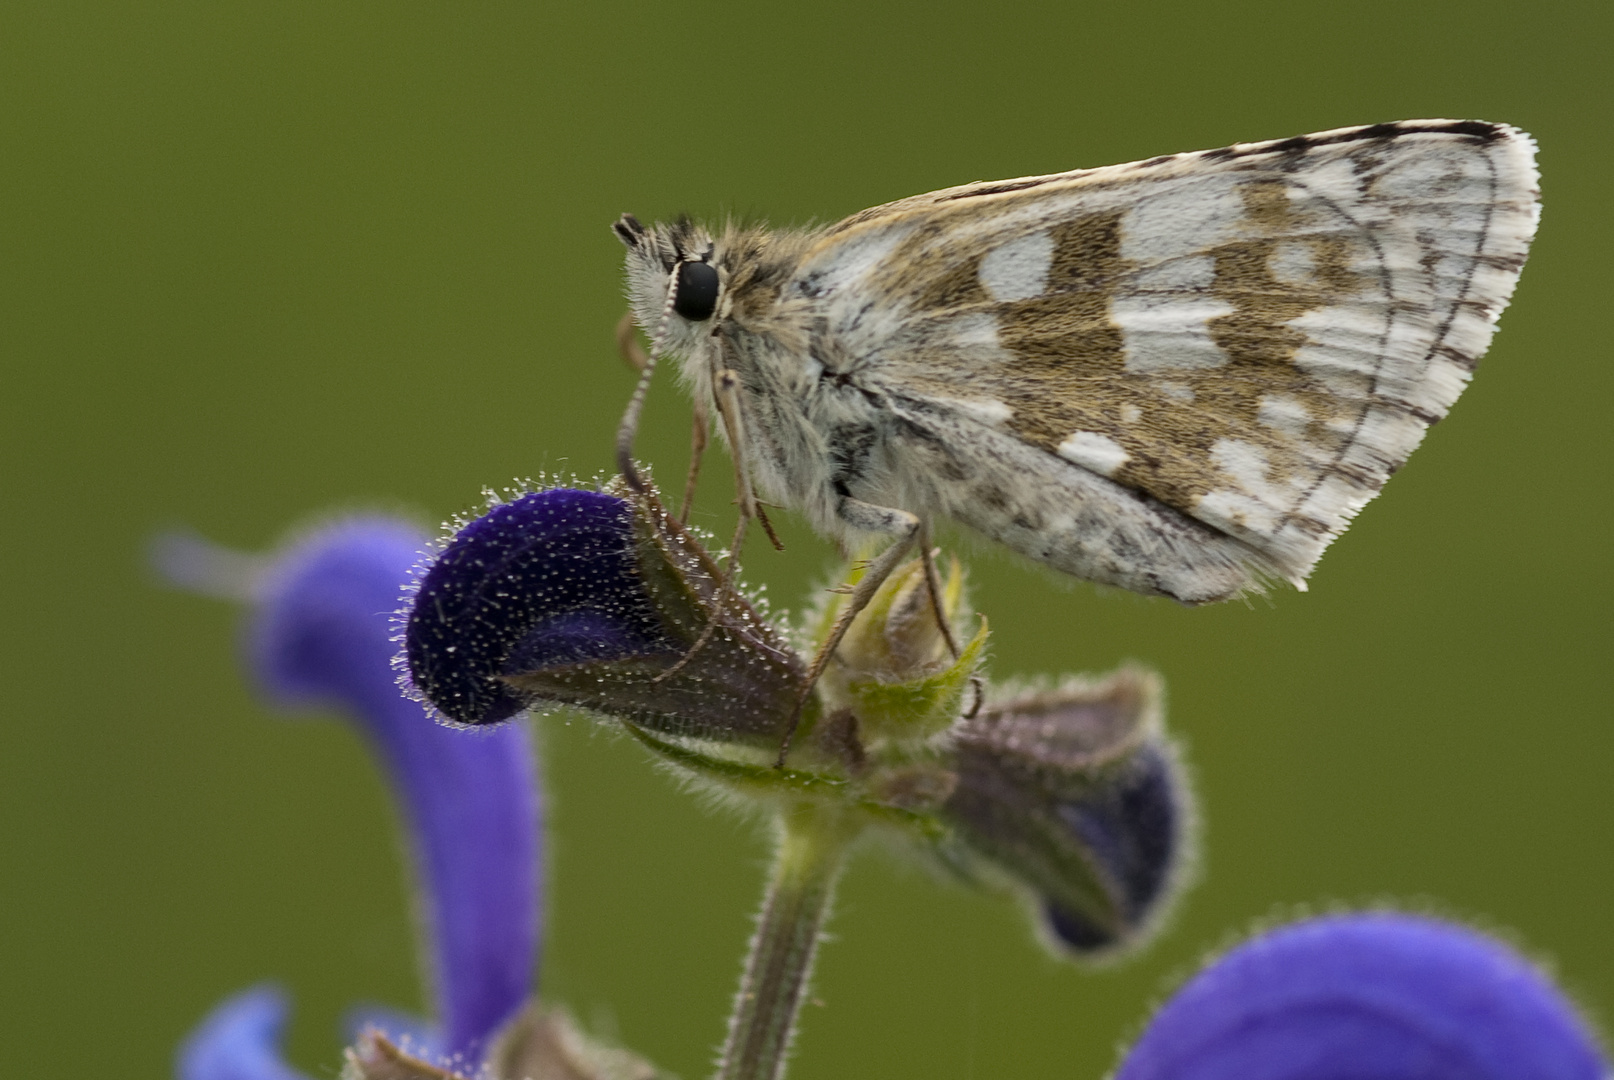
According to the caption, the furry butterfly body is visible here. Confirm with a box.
[616,120,1540,604]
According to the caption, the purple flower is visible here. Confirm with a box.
[164,518,542,1078]
[1116,913,1606,1080]
[404,490,673,726]
[404,486,807,747]
[176,986,310,1080]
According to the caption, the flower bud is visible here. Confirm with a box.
[940,667,1193,958]
[821,555,983,749]
[404,484,808,748]
[835,556,962,680]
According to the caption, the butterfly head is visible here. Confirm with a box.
[614,214,723,359]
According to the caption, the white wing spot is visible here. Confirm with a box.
[1198,440,1282,535]
[1157,381,1195,403]
[1197,439,1319,581]
[1256,394,1312,437]
[1267,241,1317,286]
[1114,255,1232,373]
[1058,431,1131,477]
[944,397,1014,425]
[978,231,1055,301]
[1120,404,1142,423]
[1119,173,1247,263]
[1210,438,1273,490]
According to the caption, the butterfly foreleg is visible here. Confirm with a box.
[680,396,709,524]
[713,367,786,554]
[713,368,762,559]
[655,365,777,686]
[615,310,649,373]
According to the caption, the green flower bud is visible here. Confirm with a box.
[815,555,984,751]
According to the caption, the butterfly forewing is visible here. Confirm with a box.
[788,121,1539,588]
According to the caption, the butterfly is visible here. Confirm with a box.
[612,119,1539,756]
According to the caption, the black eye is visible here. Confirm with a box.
[673,261,720,321]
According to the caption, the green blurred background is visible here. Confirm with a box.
[3,1,1610,1076]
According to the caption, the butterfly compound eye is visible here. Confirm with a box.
[673,261,720,321]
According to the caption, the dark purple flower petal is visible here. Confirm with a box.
[166,517,542,1064]
[405,490,673,726]
[406,487,808,746]
[1117,913,1607,1080]
[176,985,312,1080]
[942,668,1193,956]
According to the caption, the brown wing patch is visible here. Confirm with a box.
[967,182,1376,519]
[996,212,1129,448]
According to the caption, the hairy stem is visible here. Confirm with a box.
[715,804,853,1080]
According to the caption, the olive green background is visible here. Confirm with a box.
[3,1,1610,1076]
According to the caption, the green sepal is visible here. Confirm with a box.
[624,723,848,801]
[624,724,952,842]
[843,618,987,745]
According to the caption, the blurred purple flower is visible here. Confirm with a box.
[1116,913,1606,1080]
[162,518,542,1078]
[176,986,310,1080]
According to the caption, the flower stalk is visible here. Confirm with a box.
[716,803,855,1080]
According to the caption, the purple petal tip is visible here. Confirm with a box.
[176,984,313,1080]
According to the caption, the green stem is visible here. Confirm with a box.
[715,804,853,1080]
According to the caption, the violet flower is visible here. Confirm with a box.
[165,518,541,1078]
[1115,912,1607,1080]
[404,486,808,748]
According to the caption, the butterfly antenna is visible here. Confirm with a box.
[615,265,682,492]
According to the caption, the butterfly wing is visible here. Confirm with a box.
[790,120,1539,597]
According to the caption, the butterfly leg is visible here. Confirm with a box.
[713,368,785,552]
[916,521,961,660]
[654,369,765,686]
[681,397,709,524]
[917,521,979,713]
[713,368,762,561]
[775,500,921,768]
